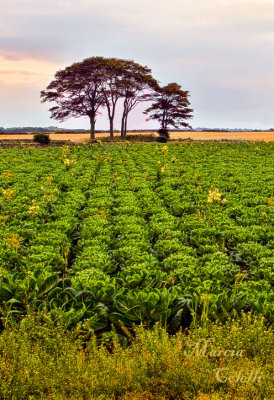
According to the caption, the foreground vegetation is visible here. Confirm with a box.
[0,314,273,399]
[0,142,273,398]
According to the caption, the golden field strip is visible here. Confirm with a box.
[0,130,274,142]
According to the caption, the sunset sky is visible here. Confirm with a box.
[1,0,274,130]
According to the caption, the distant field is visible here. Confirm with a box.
[1,130,274,142]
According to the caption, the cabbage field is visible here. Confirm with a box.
[0,142,273,333]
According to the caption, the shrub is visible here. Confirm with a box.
[157,128,170,139]
[156,136,167,143]
[33,132,51,145]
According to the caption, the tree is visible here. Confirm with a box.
[74,57,124,139]
[143,83,193,132]
[81,58,158,139]
[119,62,158,139]
[41,58,106,139]
[100,58,122,140]
[41,57,157,140]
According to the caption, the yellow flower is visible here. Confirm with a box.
[6,233,21,251]
[207,188,225,204]
[2,188,14,200]
[46,176,53,185]
[29,199,39,215]
[63,158,70,166]
[62,146,70,157]
[2,171,13,179]
[63,158,76,166]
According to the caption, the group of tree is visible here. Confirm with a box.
[40,57,193,139]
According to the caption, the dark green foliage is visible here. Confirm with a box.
[156,136,168,143]
[144,82,193,130]
[33,132,51,144]
[157,128,170,139]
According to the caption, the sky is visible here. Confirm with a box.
[0,0,274,130]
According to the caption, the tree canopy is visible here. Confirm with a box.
[41,58,192,139]
[41,57,107,139]
[143,83,193,131]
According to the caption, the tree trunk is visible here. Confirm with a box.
[89,116,95,140]
[121,112,126,138]
[109,117,114,139]
[123,114,128,139]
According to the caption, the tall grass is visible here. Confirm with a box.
[0,313,272,399]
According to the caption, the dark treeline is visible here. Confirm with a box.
[0,127,89,134]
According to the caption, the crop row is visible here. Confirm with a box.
[0,142,273,333]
